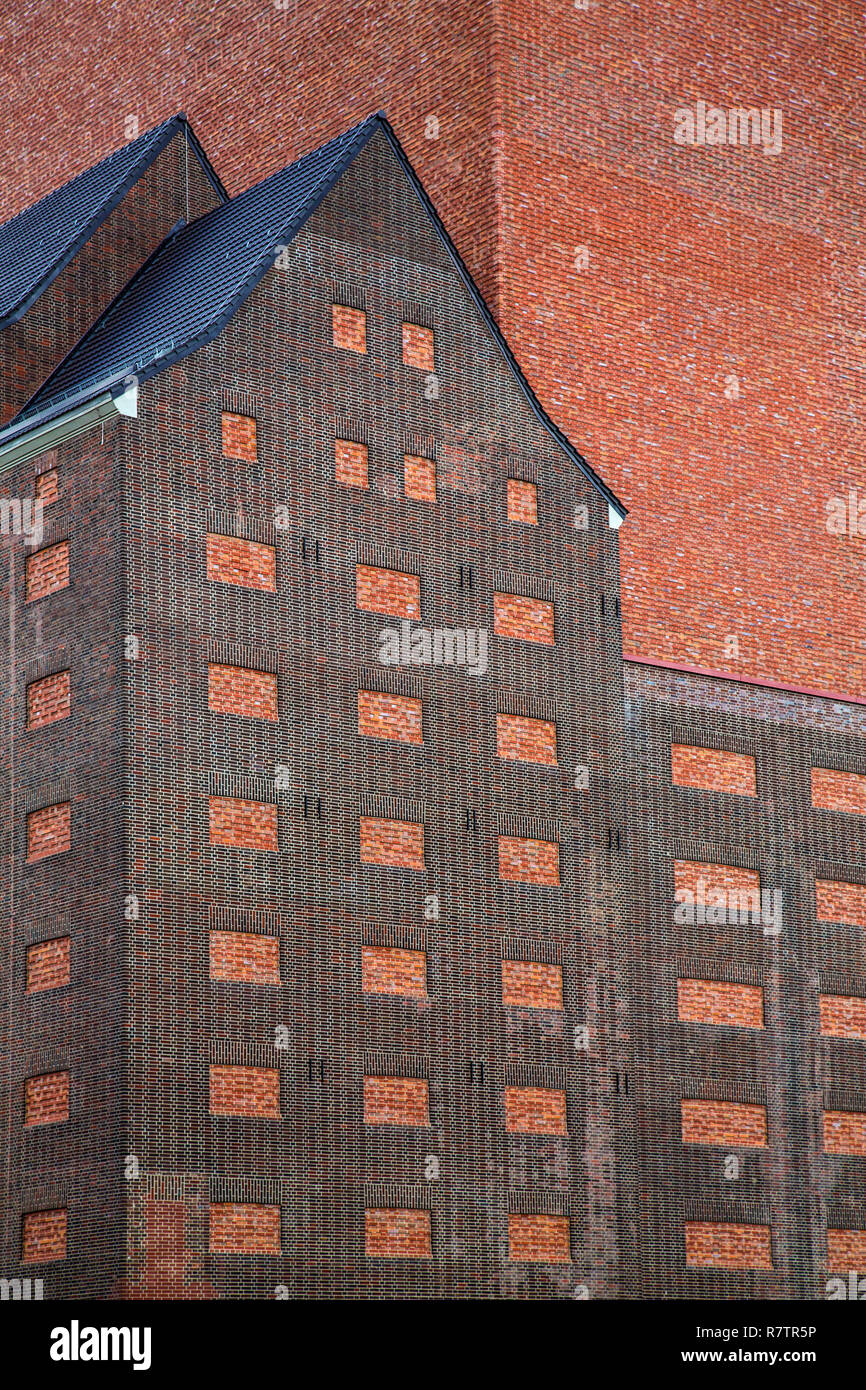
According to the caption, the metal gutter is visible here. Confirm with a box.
[0,380,137,474]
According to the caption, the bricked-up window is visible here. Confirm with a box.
[676,977,765,1029]
[504,1086,567,1135]
[25,540,69,602]
[26,936,70,993]
[365,1208,431,1258]
[684,1221,773,1270]
[502,960,563,1010]
[827,1228,866,1272]
[332,304,367,353]
[335,438,369,488]
[27,802,70,862]
[812,767,866,815]
[221,412,257,462]
[210,931,280,985]
[209,1065,281,1118]
[402,322,435,371]
[209,1203,281,1254]
[355,564,421,619]
[24,1070,70,1126]
[816,878,866,927]
[208,664,278,720]
[35,470,58,503]
[26,669,70,729]
[508,1214,571,1263]
[819,993,866,1041]
[493,591,555,645]
[361,945,427,998]
[358,690,423,744]
[360,817,425,871]
[364,1076,430,1127]
[680,1099,768,1148]
[21,1208,67,1263]
[498,835,560,885]
[507,478,538,525]
[496,713,557,766]
[404,454,436,502]
[823,1109,866,1156]
[206,533,276,592]
[674,859,761,911]
[209,797,278,851]
[671,745,757,797]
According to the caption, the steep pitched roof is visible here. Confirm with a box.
[0,114,226,329]
[6,114,625,518]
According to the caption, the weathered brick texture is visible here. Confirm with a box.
[209,1065,281,1118]
[504,1086,567,1135]
[335,437,368,488]
[501,960,563,1010]
[674,860,761,907]
[497,835,559,885]
[403,453,436,502]
[25,540,69,601]
[680,1099,767,1148]
[827,1228,866,1273]
[208,663,278,720]
[221,411,257,461]
[26,669,70,728]
[209,1203,281,1254]
[506,478,537,524]
[21,1209,67,1263]
[684,1222,773,1270]
[209,930,281,985]
[331,303,366,353]
[508,1214,571,1263]
[359,816,424,870]
[206,533,276,591]
[811,767,866,814]
[823,1110,866,1156]
[496,712,557,765]
[819,994,866,1041]
[815,878,866,926]
[361,945,427,997]
[493,591,554,645]
[365,1208,431,1258]
[676,978,765,1029]
[357,689,423,744]
[24,1070,70,1126]
[208,796,278,851]
[355,563,421,619]
[670,745,757,796]
[363,1076,430,1127]
[401,321,434,370]
[25,936,70,993]
[26,801,70,861]
[35,469,58,503]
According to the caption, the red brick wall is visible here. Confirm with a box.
[496,712,557,765]
[823,1110,866,1157]
[504,1086,567,1135]
[208,663,278,720]
[401,321,434,370]
[811,767,866,814]
[27,801,71,861]
[359,816,425,870]
[508,1214,571,1263]
[819,994,866,1042]
[676,978,765,1030]
[209,930,281,985]
[209,1065,280,1118]
[221,411,257,461]
[206,533,276,591]
[335,438,369,488]
[209,1203,281,1254]
[21,1209,67,1263]
[25,541,69,601]
[26,670,71,729]
[674,859,761,903]
[357,689,423,744]
[355,564,421,619]
[501,960,563,1010]
[815,878,866,927]
[680,1099,767,1148]
[827,1228,866,1273]
[497,835,559,885]
[35,469,59,503]
[24,1070,70,1126]
[25,936,70,993]
[684,1221,773,1270]
[671,745,757,796]
[332,303,367,353]
[208,796,278,851]
[403,453,436,502]
[363,1076,430,1126]
[365,1208,431,1258]
[361,945,427,997]
[506,478,537,525]
[493,591,554,645]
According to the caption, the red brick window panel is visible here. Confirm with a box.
[25,540,69,601]
[504,1086,567,1135]
[811,767,866,815]
[208,796,278,851]
[823,1110,866,1156]
[507,478,538,524]
[365,1208,431,1258]
[680,1100,768,1149]
[364,1076,430,1127]
[205,533,276,592]
[676,977,765,1029]
[501,960,563,1010]
[816,878,866,927]
[496,712,557,765]
[21,1208,67,1263]
[208,664,278,720]
[27,801,70,862]
[357,690,423,744]
[335,438,369,488]
[332,304,367,353]
[35,469,59,503]
[819,994,866,1041]
[402,322,434,370]
[209,1203,281,1254]
[26,669,71,729]
[508,1214,571,1264]
[404,453,436,502]
[684,1221,773,1270]
[360,816,425,871]
[674,859,761,909]
[671,745,757,796]
[361,945,427,998]
[221,411,257,462]
[209,931,280,985]
[493,591,555,645]
[498,835,560,885]
[24,1070,70,1127]
[355,564,421,619]
[26,936,70,994]
[827,1228,866,1273]
[209,1065,281,1118]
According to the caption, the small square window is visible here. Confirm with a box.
[335,438,369,488]
[404,454,436,502]
[35,470,58,504]
[332,304,367,353]
[402,322,434,371]
[507,478,538,524]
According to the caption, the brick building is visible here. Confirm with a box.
[0,106,864,1301]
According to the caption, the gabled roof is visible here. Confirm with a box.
[6,114,625,519]
[0,114,227,329]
